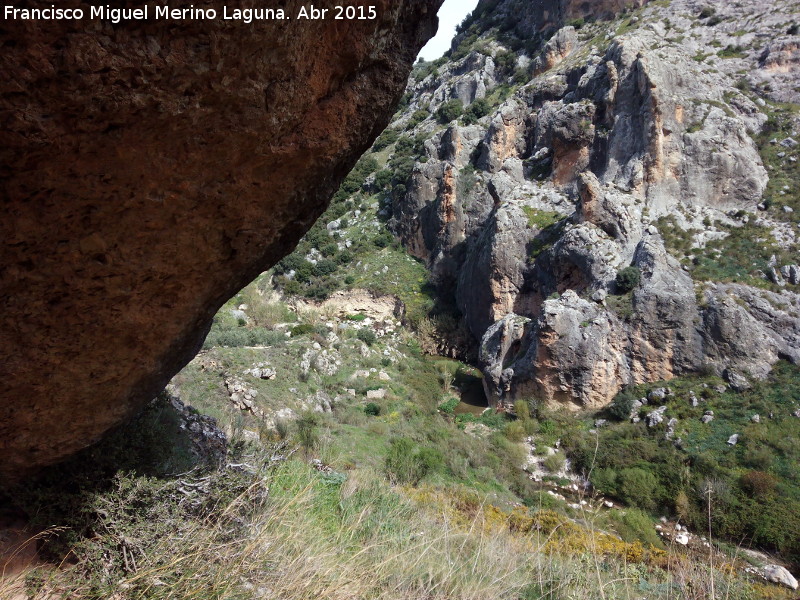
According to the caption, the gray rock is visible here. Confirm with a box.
[306,390,333,413]
[701,411,714,424]
[665,417,678,440]
[780,137,798,148]
[780,264,799,285]
[646,406,667,428]
[751,414,761,423]
[724,369,751,392]
[727,434,739,445]
[762,565,798,590]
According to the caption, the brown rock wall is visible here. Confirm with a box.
[0,0,441,480]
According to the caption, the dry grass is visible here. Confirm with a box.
[2,449,786,600]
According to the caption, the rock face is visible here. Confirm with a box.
[460,0,650,43]
[387,0,800,409]
[0,0,441,481]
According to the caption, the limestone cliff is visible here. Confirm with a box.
[385,0,800,409]
[0,0,441,480]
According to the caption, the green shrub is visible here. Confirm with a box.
[364,402,381,417]
[320,243,338,257]
[542,452,566,473]
[296,412,320,456]
[291,323,315,337]
[461,98,492,124]
[608,389,635,421]
[405,110,428,130]
[438,397,459,415]
[611,508,663,547]
[203,325,285,349]
[618,468,657,510]
[615,266,641,293]
[356,328,377,346]
[315,259,337,276]
[384,438,442,485]
[504,421,526,442]
[373,231,395,248]
[591,468,618,496]
[436,99,464,124]
[373,169,393,190]
[699,6,715,18]
[372,128,399,151]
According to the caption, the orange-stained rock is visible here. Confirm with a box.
[0,0,441,481]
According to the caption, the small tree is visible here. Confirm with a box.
[608,389,635,421]
[296,412,320,457]
[615,266,641,293]
[356,328,377,346]
[436,99,464,124]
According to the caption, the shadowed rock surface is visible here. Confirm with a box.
[0,0,441,481]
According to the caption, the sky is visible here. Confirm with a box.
[418,0,480,61]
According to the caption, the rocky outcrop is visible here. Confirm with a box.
[459,0,650,43]
[0,0,441,481]
[388,0,799,409]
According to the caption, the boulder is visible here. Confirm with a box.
[0,0,441,480]
[762,565,799,590]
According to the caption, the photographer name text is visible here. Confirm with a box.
[3,4,378,23]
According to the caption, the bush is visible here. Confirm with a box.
[591,468,618,496]
[364,402,381,417]
[618,468,658,510]
[372,128,399,151]
[436,99,464,124]
[608,389,635,421]
[356,328,377,346]
[296,412,320,456]
[615,266,641,293]
[315,259,337,276]
[373,231,395,248]
[740,471,778,498]
[320,243,338,257]
[373,169,393,190]
[504,421,526,442]
[438,397,459,415]
[699,6,715,18]
[405,110,428,130]
[291,324,315,337]
[384,438,442,485]
[461,98,491,124]
[611,508,663,547]
[542,452,566,473]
